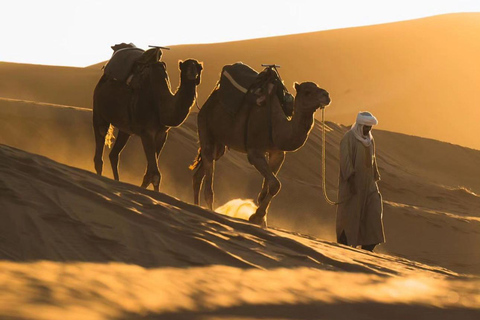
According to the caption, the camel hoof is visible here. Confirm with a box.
[260,218,267,229]
[249,213,266,227]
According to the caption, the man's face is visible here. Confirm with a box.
[363,125,372,136]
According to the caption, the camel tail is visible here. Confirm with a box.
[105,124,115,148]
[189,148,202,170]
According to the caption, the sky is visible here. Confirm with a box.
[2,0,480,67]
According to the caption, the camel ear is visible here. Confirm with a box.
[179,60,184,69]
[294,82,300,92]
[195,62,203,85]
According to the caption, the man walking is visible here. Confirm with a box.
[336,111,385,252]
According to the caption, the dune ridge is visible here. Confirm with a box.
[0,143,452,274]
[1,144,479,319]
[1,99,480,275]
[1,13,479,149]
[1,13,480,318]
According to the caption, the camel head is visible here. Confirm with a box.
[179,59,203,85]
[293,82,330,112]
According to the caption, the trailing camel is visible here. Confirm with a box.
[191,66,330,226]
[93,47,203,191]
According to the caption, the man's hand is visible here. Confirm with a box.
[348,175,356,195]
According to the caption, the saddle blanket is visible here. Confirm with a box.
[104,47,145,83]
[218,62,259,116]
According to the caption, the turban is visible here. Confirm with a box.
[350,111,377,147]
[356,111,378,126]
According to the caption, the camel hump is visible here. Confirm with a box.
[218,63,259,115]
[104,47,145,83]
[111,42,137,52]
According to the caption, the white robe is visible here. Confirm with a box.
[336,129,385,246]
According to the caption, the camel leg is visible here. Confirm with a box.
[153,130,168,192]
[200,143,225,209]
[193,158,205,206]
[247,150,281,227]
[155,130,168,159]
[257,151,286,205]
[109,130,131,181]
[140,133,160,191]
[93,113,109,176]
[202,146,216,210]
[193,108,208,206]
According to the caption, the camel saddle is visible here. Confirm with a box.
[218,62,293,117]
[103,44,163,84]
[218,63,261,116]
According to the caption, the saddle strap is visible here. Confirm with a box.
[223,70,248,94]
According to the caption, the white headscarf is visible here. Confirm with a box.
[350,111,378,147]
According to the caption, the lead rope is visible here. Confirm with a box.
[321,108,341,205]
[194,90,201,110]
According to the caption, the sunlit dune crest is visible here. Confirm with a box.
[215,199,257,220]
[4,14,480,148]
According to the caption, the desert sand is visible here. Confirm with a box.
[1,13,480,320]
[2,13,479,149]
[1,144,479,320]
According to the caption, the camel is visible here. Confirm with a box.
[93,49,203,191]
[191,67,330,226]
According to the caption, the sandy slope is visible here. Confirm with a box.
[0,144,479,320]
[1,99,480,275]
[2,13,479,149]
[1,263,479,320]
[163,13,480,150]
[1,13,480,318]
[0,62,100,108]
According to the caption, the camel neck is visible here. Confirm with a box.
[168,79,196,126]
[147,64,197,126]
[271,99,316,152]
[287,107,316,150]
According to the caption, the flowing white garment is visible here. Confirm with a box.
[351,123,373,147]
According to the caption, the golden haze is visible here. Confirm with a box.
[0,13,479,149]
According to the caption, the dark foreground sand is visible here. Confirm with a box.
[0,144,479,320]
[1,99,479,276]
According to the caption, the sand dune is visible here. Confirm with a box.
[1,12,480,319]
[1,144,479,320]
[0,62,101,108]
[2,262,480,320]
[1,99,480,275]
[1,13,479,149]
[167,13,480,150]
[0,144,447,273]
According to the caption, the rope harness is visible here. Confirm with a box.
[194,90,201,110]
[321,108,342,206]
